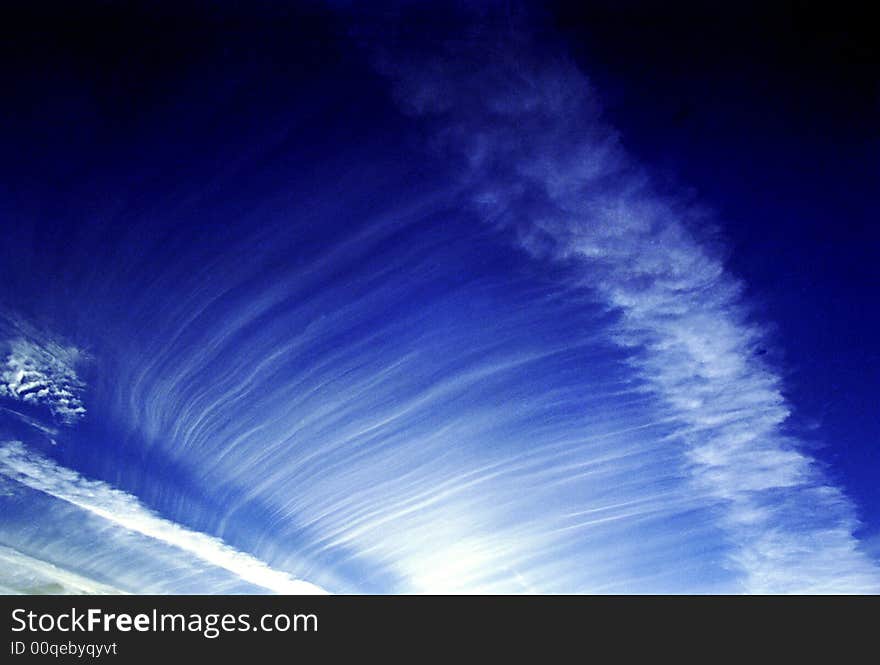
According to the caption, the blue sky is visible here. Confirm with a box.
[554,2,880,542]
[0,2,877,593]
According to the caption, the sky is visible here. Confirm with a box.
[0,1,878,594]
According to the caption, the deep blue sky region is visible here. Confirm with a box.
[0,1,877,593]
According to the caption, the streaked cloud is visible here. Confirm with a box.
[383,33,880,592]
[0,12,875,596]
[0,441,326,594]
[0,544,124,595]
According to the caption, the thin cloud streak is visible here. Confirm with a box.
[0,441,326,594]
[0,545,124,595]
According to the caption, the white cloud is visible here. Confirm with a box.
[0,545,125,595]
[383,34,880,592]
[0,338,86,424]
[0,441,326,594]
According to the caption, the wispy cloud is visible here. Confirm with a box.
[1,13,874,594]
[382,31,880,592]
[0,441,326,594]
[0,544,124,595]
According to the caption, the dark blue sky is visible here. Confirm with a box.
[0,1,877,593]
